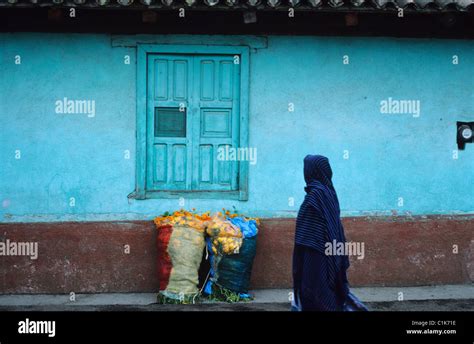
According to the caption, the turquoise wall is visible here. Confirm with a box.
[1,33,473,222]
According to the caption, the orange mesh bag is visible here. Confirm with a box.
[206,213,243,256]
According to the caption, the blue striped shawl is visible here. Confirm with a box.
[295,155,350,285]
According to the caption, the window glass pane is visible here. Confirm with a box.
[154,107,186,137]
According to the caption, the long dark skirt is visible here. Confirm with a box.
[293,244,366,311]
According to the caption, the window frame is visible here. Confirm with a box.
[132,44,250,201]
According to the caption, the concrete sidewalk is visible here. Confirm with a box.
[0,284,472,311]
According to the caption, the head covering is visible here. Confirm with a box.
[304,154,334,192]
[294,155,349,289]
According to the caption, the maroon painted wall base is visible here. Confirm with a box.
[0,216,472,293]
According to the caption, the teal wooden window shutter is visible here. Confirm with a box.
[135,45,249,200]
[192,55,240,191]
[146,55,193,191]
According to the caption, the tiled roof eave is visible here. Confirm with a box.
[0,0,472,11]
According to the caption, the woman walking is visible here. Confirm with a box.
[292,154,367,311]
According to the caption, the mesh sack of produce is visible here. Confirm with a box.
[154,210,209,303]
[205,213,243,256]
[204,216,258,298]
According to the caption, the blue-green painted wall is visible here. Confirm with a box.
[1,33,473,222]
